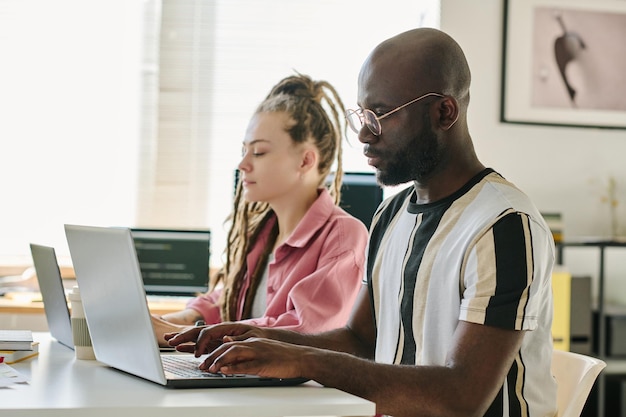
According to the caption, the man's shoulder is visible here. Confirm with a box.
[479,171,541,214]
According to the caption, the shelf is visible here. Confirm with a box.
[605,359,626,375]
[557,240,626,417]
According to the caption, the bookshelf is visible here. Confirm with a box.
[557,239,626,417]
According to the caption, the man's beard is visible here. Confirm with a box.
[377,115,442,186]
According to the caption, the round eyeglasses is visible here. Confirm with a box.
[345,92,444,136]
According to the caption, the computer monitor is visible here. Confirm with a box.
[336,172,383,228]
[130,229,211,296]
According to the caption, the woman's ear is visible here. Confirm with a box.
[300,147,318,172]
[437,96,459,131]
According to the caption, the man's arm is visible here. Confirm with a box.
[274,285,377,358]
[311,321,524,417]
[166,285,376,358]
[168,284,524,416]
[203,320,524,417]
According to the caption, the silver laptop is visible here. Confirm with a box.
[29,244,74,350]
[64,224,306,388]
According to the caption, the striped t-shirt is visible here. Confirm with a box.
[366,169,557,417]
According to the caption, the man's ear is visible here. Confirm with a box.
[437,96,459,131]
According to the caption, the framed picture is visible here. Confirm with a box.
[501,0,626,129]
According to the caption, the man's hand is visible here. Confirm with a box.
[201,337,311,379]
[165,322,270,355]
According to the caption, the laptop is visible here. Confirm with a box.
[64,223,306,388]
[130,228,211,296]
[29,244,74,350]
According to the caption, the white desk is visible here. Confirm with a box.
[2,333,375,417]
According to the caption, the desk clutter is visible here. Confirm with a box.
[0,329,38,384]
[0,361,29,387]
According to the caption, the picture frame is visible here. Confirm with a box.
[501,0,626,129]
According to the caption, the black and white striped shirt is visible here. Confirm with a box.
[367,169,557,417]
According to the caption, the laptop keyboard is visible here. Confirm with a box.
[161,355,246,378]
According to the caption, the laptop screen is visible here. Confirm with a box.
[130,229,210,296]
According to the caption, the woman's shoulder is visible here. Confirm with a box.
[327,205,369,235]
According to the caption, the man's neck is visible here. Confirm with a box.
[412,162,486,204]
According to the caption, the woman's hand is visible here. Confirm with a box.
[159,308,202,325]
[150,314,188,347]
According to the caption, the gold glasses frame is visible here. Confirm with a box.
[345,92,444,136]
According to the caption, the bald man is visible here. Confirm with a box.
[167,28,557,417]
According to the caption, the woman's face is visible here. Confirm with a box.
[238,111,311,204]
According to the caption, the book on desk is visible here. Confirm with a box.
[0,330,38,364]
[0,341,39,364]
[0,329,33,350]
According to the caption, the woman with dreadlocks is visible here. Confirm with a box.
[151,74,369,346]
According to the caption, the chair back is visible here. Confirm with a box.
[551,349,606,417]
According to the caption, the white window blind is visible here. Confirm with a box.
[135,0,214,228]
[0,0,439,268]
[0,0,144,265]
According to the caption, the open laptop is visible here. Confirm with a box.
[64,224,306,388]
[29,243,74,350]
[130,228,210,296]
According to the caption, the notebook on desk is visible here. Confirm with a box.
[29,244,74,350]
[64,224,307,389]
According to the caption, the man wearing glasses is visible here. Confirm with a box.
[168,27,557,417]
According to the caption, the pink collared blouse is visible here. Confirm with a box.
[186,188,369,332]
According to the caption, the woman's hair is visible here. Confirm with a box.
[215,73,347,321]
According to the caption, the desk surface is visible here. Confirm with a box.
[1,333,375,417]
[0,294,190,316]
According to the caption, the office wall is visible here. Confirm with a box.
[440,0,626,305]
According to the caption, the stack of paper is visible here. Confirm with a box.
[0,362,29,387]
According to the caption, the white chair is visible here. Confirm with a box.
[551,349,607,417]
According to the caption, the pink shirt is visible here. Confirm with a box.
[186,188,369,333]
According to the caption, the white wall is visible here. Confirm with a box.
[440,0,626,304]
